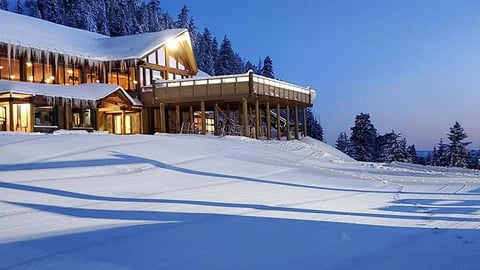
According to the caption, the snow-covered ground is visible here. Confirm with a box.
[0,132,478,269]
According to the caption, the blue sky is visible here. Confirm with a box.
[163,0,480,149]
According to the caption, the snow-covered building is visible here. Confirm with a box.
[0,10,315,139]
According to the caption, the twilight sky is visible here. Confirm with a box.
[162,0,480,149]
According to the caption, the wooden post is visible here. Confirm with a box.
[226,104,231,125]
[175,104,180,133]
[8,99,14,132]
[200,100,206,135]
[294,105,299,140]
[121,110,126,135]
[266,101,271,140]
[242,98,248,137]
[276,103,281,140]
[159,103,166,133]
[286,104,290,140]
[255,98,260,140]
[214,102,219,135]
[303,107,308,137]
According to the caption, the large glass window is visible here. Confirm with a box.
[34,106,56,127]
[0,106,6,131]
[65,67,81,85]
[157,48,166,66]
[72,108,93,128]
[14,104,31,131]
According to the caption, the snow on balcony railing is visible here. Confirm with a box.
[141,71,316,101]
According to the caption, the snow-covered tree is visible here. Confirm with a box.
[407,144,417,164]
[305,108,323,141]
[145,0,162,32]
[161,11,175,29]
[0,0,8,11]
[377,131,408,162]
[37,0,65,24]
[175,5,189,28]
[432,138,448,166]
[25,0,41,18]
[196,28,216,75]
[15,0,23,14]
[335,132,349,154]
[446,121,471,168]
[349,113,377,162]
[261,56,274,78]
[215,35,237,75]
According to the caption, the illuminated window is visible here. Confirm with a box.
[34,106,56,127]
[72,108,93,128]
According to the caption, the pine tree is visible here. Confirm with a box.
[261,56,274,78]
[145,0,163,32]
[305,108,323,141]
[335,132,349,154]
[161,11,175,29]
[432,138,448,166]
[196,28,216,75]
[215,35,236,75]
[446,121,471,168]
[407,144,417,164]
[349,113,377,162]
[37,0,65,24]
[244,61,254,73]
[15,0,23,14]
[256,58,263,75]
[25,0,41,18]
[377,131,408,162]
[0,0,8,11]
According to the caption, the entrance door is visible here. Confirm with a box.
[113,114,122,134]
[0,106,6,131]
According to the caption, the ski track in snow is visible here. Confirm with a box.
[0,134,479,270]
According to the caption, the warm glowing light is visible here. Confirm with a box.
[0,65,3,70]
[167,39,178,50]
[67,70,73,75]
[50,76,55,80]
[133,80,138,85]
[28,75,33,82]
[45,78,51,84]
[26,62,32,67]
[95,80,100,83]
[9,75,15,79]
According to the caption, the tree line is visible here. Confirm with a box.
[335,113,478,169]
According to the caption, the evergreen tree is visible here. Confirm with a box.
[215,35,236,75]
[175,5,189,28]
[0,0,8,11]
[161,11,175,29]
[335,132,349,154]
[407,144,417,164]
[15,0,23,14]
[305,108,323,141]
[25,0,41,18]
[261,56,274,78]
[349,113,377,162]
[256,58,263,75]
[196,28,215,75]
[145,0,163,32]
[446,121,471,168]
[377,131,408,162]
[432,138,448,166]
[244,61,255,73]
[37,0,65,24]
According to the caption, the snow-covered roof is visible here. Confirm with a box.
[0,10,186,61]
[0,80,142,106]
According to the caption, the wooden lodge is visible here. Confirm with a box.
[0,10,316,139]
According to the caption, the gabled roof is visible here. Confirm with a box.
[0,9,186,62]
[0,80,142,106]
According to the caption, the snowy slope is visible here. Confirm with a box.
[0,133,479,270]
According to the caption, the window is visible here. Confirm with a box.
[72,108,93,128]
[34,106,56,127]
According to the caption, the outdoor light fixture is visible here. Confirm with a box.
[28,75,33,82]
[26,62,32,67]
[133,80,138,85]
[10,75,15,80]
[67,70,73,75]
[0,66,3,70]
[167,39,178,50]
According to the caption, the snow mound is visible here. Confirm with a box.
[300,136,355,162]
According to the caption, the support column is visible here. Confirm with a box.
[159,103,166,133]
[294,105,299,140]
[200,100,206,135]
[175,104,180,133]
[242,98,248,137]
[286,104,290,140]
[303,107,308,137]
[276,103,281,140]
[255,98,260,140]
[226,104,231,126]
[189,106,194,133]
[121,110,126,135]
[266,101,271,140]
[214,102,219,135]
[8,100,14,132]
